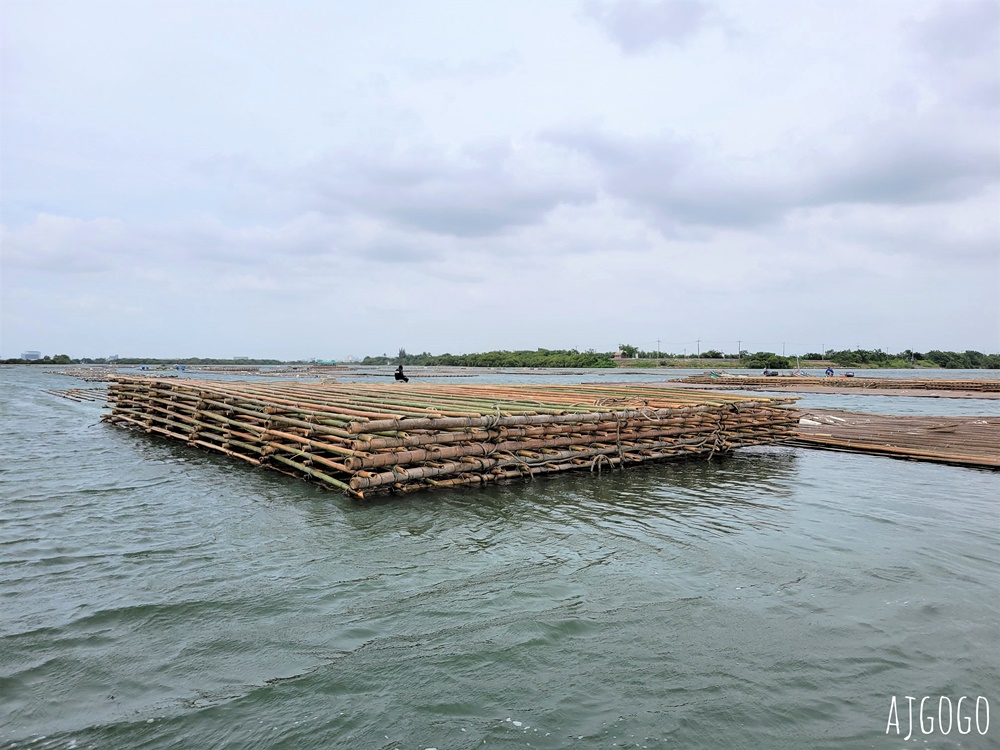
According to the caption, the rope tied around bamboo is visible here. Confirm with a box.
[591,454,614,475]
[483,404,507,430]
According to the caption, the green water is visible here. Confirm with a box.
[1,368,997,749]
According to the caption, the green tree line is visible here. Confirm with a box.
[806,349,1000,369]
[619,346,1000,369]
[362,348,617,368]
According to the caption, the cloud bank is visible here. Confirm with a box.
[2,0,997,359]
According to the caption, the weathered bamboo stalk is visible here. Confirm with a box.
[347,429,750,490]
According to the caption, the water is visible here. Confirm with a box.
[2,368,998,749]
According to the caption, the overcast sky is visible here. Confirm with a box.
[2,0,998,360]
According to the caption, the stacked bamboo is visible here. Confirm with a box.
[103,378,799,499]
[679,375,1000,392]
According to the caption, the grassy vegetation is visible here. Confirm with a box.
[810,349,1000,369]
[361,348,616,368]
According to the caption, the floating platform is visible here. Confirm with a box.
[103,379,799,499]
[43,387,108,402]
[678,374,1000,394]
[45,367,120,382]
[792,410,1000,468]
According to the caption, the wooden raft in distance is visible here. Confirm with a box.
[678,375,1000,394]
[792,410,1000,468]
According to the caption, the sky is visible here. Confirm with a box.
[1,0,998,361]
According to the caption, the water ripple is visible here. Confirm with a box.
[2,367,998,749]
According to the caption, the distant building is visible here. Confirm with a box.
[107,354,119,361]
[234,356,249,361]
[21,351,41,360]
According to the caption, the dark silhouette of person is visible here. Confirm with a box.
[394,365,409,383]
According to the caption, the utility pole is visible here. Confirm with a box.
[657,339,660,359]
[782,342,786,357]
[737,340,741,364]
[696,339,701,357]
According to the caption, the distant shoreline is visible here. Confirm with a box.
[3,354,998,371]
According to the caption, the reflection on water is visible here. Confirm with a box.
[758,390,1000,416]
[323,446,800,542]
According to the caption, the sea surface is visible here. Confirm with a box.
[1,367,998,749]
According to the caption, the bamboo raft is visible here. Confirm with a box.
[184,365,263,373]
[47,368,181,382]
[792,410,1000,468]
[352,372,479,378]
[103,378,799,499]
[46,367,120,382]
[678,375,1000,393]
[43,387,108,402]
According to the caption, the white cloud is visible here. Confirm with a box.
[583,0,717,52]
[2,0,997,358]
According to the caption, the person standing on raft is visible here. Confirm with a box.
[394,365,409,383]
